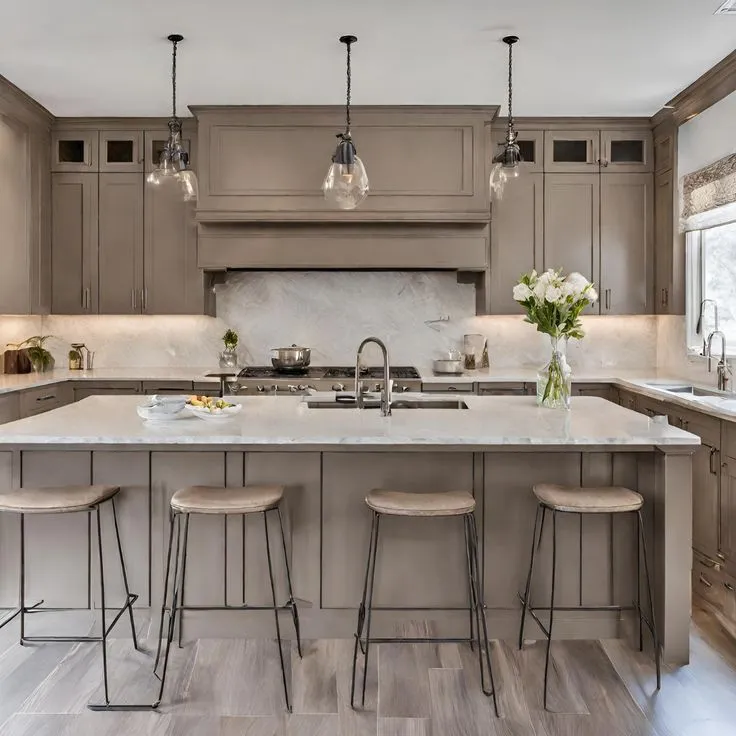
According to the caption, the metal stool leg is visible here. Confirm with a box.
[111,497,138,650]
[94,504,111,706]
[154,513,184,708]
[468,513,500,716]
[463,515,475,651]
[154,508,177,671]
[519,505,544,650]
[277,505,302,658]
[360,512,380,708]
[543,510,558,711]
[264,509,291,712]
[19,513,25,644]
[177,514,190,649]
[636,512,643,652]
[637,510,661,690]
[350,510,377,708]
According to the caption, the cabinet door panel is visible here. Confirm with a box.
[543,173,600,311]
[654,170,677,314]
[544,130,600,173]
[51,173,98,314]
[98,173,143,314]
[99,130,143,173]
[144,179,202,314]
[51,131,98,173]
[693,442,720,560]
[490,173,543,313]
[721,458,736,572]
[601,130,652,173]
[600,174,653,314]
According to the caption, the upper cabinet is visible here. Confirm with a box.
[99,130,143,173]
[491,127,544,173]
[193,107,495,222]
[51,130,98,172]
[544,129,652,173]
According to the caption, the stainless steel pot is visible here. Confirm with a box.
[433,359,464,375]
[270,344,311,370]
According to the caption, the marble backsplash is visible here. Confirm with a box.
[0,271,665,372]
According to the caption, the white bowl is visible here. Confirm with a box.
[149,395,188,414]
[137,403,188,422]
[186,403,243,422]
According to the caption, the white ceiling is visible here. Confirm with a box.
[2,0,734,117]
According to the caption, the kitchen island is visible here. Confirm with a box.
[0,394,698,663]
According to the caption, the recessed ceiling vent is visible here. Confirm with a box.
[715,0,736,14]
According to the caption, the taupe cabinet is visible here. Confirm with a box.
[51,125,207,315]
[193,106,495,222]
[490,124,653,315]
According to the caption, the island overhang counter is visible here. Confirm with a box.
[0,395,698,664]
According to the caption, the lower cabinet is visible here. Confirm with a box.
[19,383,73,418]
[422,382,476,394]
[477,382,530,396]
[572,383,613,399]
[720,457,736,573]
[0,393,20,424]
[142,381,193,395]
[72,381,142,401]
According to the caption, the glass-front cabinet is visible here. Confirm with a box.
[600,130,652,173]
[51,131,98,172]
[99,130,143,172]
[144,129,193,173]
[491,128,544,173]
[544,130,600,172]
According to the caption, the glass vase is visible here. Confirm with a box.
[536,336,572,410]
[218,348,238,371]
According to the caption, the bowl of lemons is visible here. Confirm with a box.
[185,396,243,422]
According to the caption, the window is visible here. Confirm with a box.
[687,219,736,354]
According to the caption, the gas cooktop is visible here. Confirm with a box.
[236,366,420,380]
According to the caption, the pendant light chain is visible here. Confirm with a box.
[506,40,514,144]
[171,37,179,121]
[345,39,352,138]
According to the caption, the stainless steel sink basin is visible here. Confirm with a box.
[645,383,724,398]
[307,399,469,410]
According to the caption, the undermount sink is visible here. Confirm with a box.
[646,383,722,398]
[307,399,469,410]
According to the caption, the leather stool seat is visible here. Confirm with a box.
[0,485,119,514]
[533,484,643,514]
[365,489,475,517]
[170,485,284,515]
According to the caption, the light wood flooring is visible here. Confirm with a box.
[0,608,735,735]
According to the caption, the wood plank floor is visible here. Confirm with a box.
[0,608,735,735]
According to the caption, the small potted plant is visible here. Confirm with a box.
[219,329,239,370]
[68,348,83,370]
[9,336,54,373]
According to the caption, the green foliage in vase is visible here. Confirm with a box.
[222,329,239,350]
[8,335,54,372]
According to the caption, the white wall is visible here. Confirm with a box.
[678,90,736,175]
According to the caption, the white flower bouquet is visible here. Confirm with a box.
[513,269,598,408]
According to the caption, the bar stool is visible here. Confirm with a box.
[518,484,661,710]
[350,489,499,716]
[0,485,140,711]
[153,484,301,711]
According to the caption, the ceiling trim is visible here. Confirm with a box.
[493,116,652,130]
[190,104,500,118]
[651,49,736,127]
[0,74,53,130]
[53,116,196,133]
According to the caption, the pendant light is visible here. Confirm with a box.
[147,34,198,202]
[322,35,369,210]
[490,36,522,200]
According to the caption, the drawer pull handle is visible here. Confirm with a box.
[725,583,735,592]
[710,447,719,475]
[699,574,712,588]
[718,552,726,560]
[36,395,56,402]
[701,557,722,570]
[447,386,457,391]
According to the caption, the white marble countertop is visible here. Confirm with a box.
[0,393,699,449]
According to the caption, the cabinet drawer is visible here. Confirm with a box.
[421,382,475,393]
[617,390,638,411]
[693,555,725,611]
[142,381,193,395]
[478,382,528,396]
[19,383,72,418]
[72,381,142,402]
[0,393,20,424]
[572,383,613,399]
[726,424,736,462]
[636,394,668,418]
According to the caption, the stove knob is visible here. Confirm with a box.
[256,385,265,393]
[401,385,411,393]
[297,385,308,391]
[373,383,382,392]
[332,383,345,392]
[288,385,298,393]
[270,385,278,393]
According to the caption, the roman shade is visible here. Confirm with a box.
[681,152,736,231]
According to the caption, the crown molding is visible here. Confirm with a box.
[53,116,196,132]
[652,49,736,127]
[492,116,651,130]
[0,75,53,130]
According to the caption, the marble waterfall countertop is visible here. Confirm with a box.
[0,394,699,449]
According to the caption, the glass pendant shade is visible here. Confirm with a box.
[147,155,178,185]
[322,155,369,210]
[177,168,199,202]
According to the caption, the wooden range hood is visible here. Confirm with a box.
[192,106,495,275]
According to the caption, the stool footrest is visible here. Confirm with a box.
[0,599,43,630]
[356,635,474,645]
